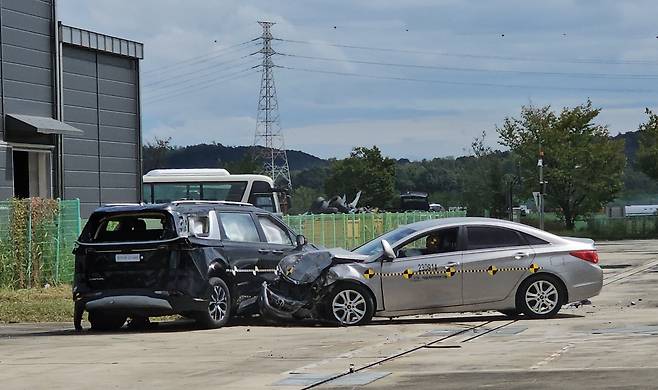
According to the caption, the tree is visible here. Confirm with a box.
[325,146,396,209]
[636,109,658,180]
[288,186,322,215]
[498,101,625,229]
[142,137,173,173]
[461,132,511,217]
[224,150,261,175]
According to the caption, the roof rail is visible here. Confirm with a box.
[103,203,144,207]
[170,200,254,207]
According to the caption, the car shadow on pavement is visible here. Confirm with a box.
[0,313,584,338]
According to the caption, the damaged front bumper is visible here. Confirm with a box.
[259,282,309,321]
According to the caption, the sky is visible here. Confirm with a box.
[58,0,658,160]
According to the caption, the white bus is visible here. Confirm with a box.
[142,169,282,213]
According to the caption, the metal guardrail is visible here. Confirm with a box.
[283,211,467,249]
[0,199,81,289]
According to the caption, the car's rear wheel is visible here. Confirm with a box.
[517,275,564,319]
[326,284,374,326]
[195,277,231,329]
[88,311,127,331]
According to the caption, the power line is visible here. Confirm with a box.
[278,52,658,80]
[143,55,257,91]
[277,65,657,93]
[144,67,259,104]
[275,37,658,66]
[143,37,260,76]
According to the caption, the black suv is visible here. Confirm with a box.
[72,201,311,331]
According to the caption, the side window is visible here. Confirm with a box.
[188,215,210,237]
[219,213,260,242]
[521,232,549,246]
[252,194,275,213]
[467,226,525,250]
[258,216,293,245]
[397,227,459,258]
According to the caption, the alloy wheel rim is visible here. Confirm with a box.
[525,280,559,315]
[209,285,228,322]
[332,289,367,325]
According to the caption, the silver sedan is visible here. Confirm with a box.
[261,217,603,326]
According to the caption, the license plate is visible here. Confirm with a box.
[115,254,141,263]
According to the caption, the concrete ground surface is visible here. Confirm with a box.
[1,240,658,390]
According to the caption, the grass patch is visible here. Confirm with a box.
[0,284,72,323]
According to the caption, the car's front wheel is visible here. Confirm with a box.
[195,277,232,329]
[326,284,374,326]
[88,311,127,331]
[517,275,564,319]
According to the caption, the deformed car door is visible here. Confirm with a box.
[255,214,298,273]
[216,212,268,284]
[461,225,535,305]
[380,227,462,312]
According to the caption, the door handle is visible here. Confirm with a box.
[258,249,270,254]
[514,252,529,260]
[445,262,458,268]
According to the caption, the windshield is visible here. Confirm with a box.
[352,227,416,256]
[145,182,248,203]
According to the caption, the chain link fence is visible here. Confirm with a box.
[283,211,467,249]
[0,199,81,289]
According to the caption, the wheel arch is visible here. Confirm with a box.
[207,258,235,289]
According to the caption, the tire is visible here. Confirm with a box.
[195,277,232,329]
[88,311,127,331]
[516,274,564,319]
[325,283,374,326]
[498,309,521,317]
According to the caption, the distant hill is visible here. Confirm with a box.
[143,129,642,175]
[142,143,327,174]
[613,130,639,162]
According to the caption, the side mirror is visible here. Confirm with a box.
[382,240,396,260]
[296,234,307,248]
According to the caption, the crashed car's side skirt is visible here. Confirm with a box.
[375,296,518,318]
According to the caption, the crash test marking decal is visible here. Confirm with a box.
[229,266,279,276]
[362,264,542,280]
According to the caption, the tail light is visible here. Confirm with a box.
[570,250,599,264]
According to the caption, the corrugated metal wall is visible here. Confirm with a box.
[61,45,140,217]
[0,0,55,199]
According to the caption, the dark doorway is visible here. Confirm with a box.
[13,151,29,198]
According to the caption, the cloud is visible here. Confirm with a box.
[57,0,658,160]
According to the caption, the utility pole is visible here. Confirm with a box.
[538,146,545,230]
[253,21,292,191]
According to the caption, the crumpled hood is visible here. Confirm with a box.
[277,248,368,284]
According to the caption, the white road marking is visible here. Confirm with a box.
[530,343,575,370]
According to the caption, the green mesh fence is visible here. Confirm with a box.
[0,199,81,289]
[283,211,467,250]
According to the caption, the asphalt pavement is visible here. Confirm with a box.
[1,240,657,389]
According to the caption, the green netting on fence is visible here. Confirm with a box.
[586,216,658,240]
[283,211,467,250]
[0,199,81,289]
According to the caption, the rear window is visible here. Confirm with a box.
[80,213,177,243]
[467,226,525,250]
